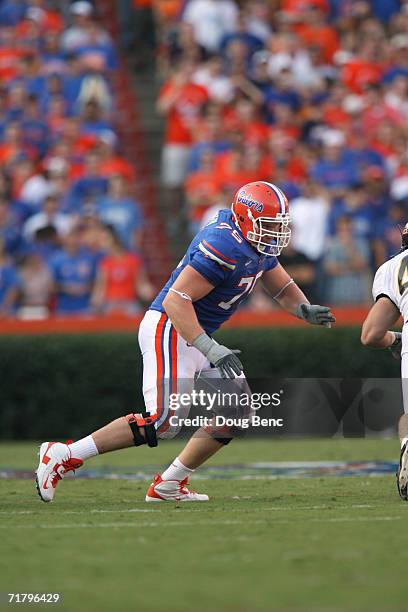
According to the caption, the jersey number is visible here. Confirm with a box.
[398,255,408,295]
[218,273,263,310]
[215,223,243,243]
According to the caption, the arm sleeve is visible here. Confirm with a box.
[372,265,390,302]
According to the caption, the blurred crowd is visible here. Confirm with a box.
[2,0,408,318]
[129,0,408,307]
[0,0,154,319]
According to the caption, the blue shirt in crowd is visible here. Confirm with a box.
[50,248,97,314]
[0,262,20,308]
[96,197,143,249]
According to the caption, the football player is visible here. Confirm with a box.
[36,181,335,503]
[361,224,408,500]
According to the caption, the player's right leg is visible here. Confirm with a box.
[35,310,209,503]
[397,347,408,500]
[35,311,163,502]
[35,413,156,502]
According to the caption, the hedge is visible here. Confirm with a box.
[0,327,400,439]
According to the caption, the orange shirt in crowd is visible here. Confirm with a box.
[185,171,220,222]
[0,47,27,80]
[101,253,142,302]
[213,151,259,193]
[285,156,308,180]
[0,143,36,166]
[65,133,99,158]
[295,23,339,63]
[322,104,350,128]
[153,0,182,20]
[244,122,271,145]
[362,104,404,132]
[369,135,399,161]
[159,81,209,145]
[67,163,84,181]
[281,0,329,15]
[225,119,270,146]
[223,109,270,146]
[16,11,64,37]
[252,154,274,181]
[191,117,224,143]
[269,124,301,142]
[100,157,135,181]
[341,59,384,94]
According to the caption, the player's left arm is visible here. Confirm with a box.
[361,297,401,352]
[262,263,336,326]
[262,263,308,313]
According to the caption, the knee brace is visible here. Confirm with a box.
[125,412,158,448]
[202,420,236,445]
[213,436,232,446]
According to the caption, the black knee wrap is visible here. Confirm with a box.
[126,413,158,447]
[213,437,232,446]
[202,420,236,445]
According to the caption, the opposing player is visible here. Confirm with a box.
[361,224,408,500]
[36,181,335,503]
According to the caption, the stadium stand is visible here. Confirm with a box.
[0,0,171,319]
[147,0,408,307]
[1,0,408,320]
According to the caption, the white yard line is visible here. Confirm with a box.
[0,503,375,516]
[0,508,159,515]
[0,516,403,529]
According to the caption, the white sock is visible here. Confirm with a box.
[68,435,99,461]
[401,436,408,449]
[161,457,194,481]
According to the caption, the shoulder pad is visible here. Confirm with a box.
[199,224,246,269]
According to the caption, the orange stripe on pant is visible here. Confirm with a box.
[154,313,167,423]
[157,323,178,435]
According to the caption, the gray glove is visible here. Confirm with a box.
[297,303,336,327]
[192,332,243,379]
[389,332,402,360]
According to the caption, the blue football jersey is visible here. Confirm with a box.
[150,209,278,334]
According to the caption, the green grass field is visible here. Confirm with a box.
[1,439,407,612]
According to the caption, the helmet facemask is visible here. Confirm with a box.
[247,211,291,256]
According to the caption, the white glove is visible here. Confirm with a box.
[192,333,243,379]
[296,303,336,327]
